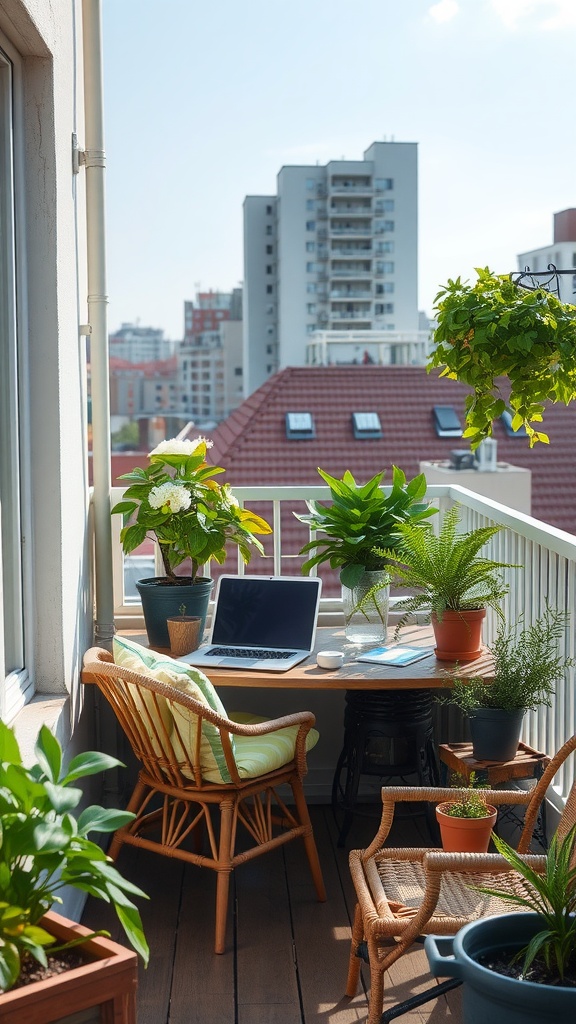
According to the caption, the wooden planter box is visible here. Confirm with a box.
[0,909,138,1024]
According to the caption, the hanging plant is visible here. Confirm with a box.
[428,267,576,448]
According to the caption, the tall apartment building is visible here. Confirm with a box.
[243,141,419,395]
[517,208,576,303]
[109,322,174,364]
[178,289,244,425]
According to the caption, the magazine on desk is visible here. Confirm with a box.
[356,645,434,667]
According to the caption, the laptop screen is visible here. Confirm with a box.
[211,576,321,649]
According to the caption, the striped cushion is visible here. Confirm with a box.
[113,636,234,783]
[226,711,319,781]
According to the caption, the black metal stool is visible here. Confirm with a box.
[331,689,440,846]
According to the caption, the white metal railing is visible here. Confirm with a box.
[108,481,576,811]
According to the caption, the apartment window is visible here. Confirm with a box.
[266,244,273,254]
[266,264,272,273]
[383,220,394,232]
[306,241,315,253]
[383,261,395,273]
[306,178,316,190]
[266,284,273,294]
[381,199,394,211]
[433,405,463,438]
[383,282,394,292]
[234,367,242,376]
[266,303,274,314]
[352,412,382,439]
[286,412,315,440]
[306,220,316,231]
[306,282,317,294]
[266,225,272,235]
[306,199,315,210]
[266,344,273,354]
[266,326,274,335]
[0,42,31,713]
[266,204,273,214]
[306,261,316,272]
[375,177,393,190]
[501,410,528,437]
[383,303,394,313]
[382,241,394,253]
[306,303,316,314]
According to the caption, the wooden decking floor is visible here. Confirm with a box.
[82,804,463,1024]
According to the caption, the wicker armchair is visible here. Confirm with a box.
[82,647,326,954]
[346,733,576,1024]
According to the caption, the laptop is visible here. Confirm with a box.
[182,574,322,672]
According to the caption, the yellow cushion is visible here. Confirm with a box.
[113,636,234,783]
[226,711,319,781]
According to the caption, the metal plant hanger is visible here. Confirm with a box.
[511,263,576,299]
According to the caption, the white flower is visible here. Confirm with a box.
[149,436,213,458]
[148,482,192,513]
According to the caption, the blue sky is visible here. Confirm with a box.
[102,0,576,340]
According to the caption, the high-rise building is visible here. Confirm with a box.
[517,209,576,303]
[243,141,421,395]
[178,288,244,425]
[109,322,173,364]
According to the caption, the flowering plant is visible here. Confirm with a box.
[111,437,271,584]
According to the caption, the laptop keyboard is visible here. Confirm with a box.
[207,647,297,660]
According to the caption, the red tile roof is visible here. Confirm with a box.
[209,365,576,537]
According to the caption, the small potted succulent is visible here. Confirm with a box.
[436,772,497,853]
[437,605,573,760]
[112,436,272,647]
[0,719,148,1022]
[428,266,576,448]
[425,823,576,1023]
[294,465,436,644]
[381,503,518,661]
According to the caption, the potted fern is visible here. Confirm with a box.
[436,772,497,853]
[380,503,518,661]
[437,605,573,761]
[425,824,576,1023]
[294,466,436,644]
[429,266,576,449]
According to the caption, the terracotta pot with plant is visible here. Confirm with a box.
[436,772,497,853]
[294,465,436,644]
[428,266,576,449]
[437,605,574,761]
[381,503,518,661]
[0,719,148,1023]
[112,436,272,647]
[425,823,576,1023]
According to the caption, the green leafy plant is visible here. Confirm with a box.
[0,720,149,992]
[178,603,186,616]
[294,465,436,589]
[378,503,517,633]
[112,436,271,584]
[474,823,576,984]
[438,605,574,714]
[428,267,576,448]
[441,771,491,819]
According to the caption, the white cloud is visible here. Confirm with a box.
[428,0,460,23]
[490,0,576,30]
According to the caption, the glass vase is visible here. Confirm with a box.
[342,569,390,645]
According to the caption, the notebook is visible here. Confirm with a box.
[182,574,322,672]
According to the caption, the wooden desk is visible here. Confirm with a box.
[123,624,494,690]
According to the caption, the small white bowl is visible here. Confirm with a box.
[316,650,344,670]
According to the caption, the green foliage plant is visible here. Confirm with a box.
[377,503,518,635]
[441,771,492,819]
[0,720,149,992]
[428,267,576,449]
[294,465,436,590]
[474,823,576,984]
[438,605,574,714]
[111,436,271,584]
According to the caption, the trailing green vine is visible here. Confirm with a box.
[428,267,576,448]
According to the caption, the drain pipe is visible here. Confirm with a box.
[82,0,115,649]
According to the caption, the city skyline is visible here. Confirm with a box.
[102,0,576,340]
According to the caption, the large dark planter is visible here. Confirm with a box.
[425,913,576,1024]
[136,576,213,649]
[469,707,525,761]
[0,910,137,1024]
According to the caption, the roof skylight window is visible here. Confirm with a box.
[501,410,529,437]
[352,411,382,439]
[285,411,316,440]
[433,405,463,438]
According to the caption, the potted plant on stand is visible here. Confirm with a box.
[437,605,574,761]
[0,719,148,1023]
[381,503,517,661]
[436,772,497,853]
[429,266,576,448]
[294,466,436,644]
[112,436,272,648]
[425,823,576,1023]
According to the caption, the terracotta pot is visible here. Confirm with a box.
[0,909,137,1024]
[436,802,497,853]
[431,608,486,661]
[135,576,213,649]
[167,615,202,657]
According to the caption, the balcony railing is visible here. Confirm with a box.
[109,481,576,814]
